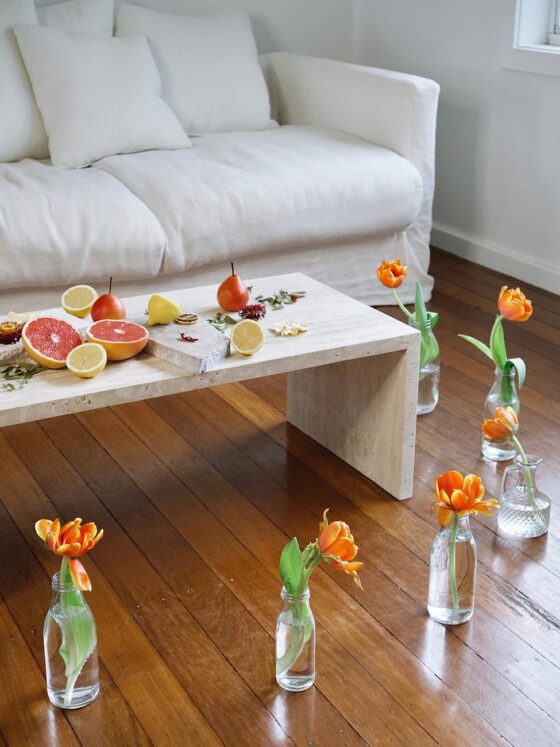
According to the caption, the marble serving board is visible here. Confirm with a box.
[134,315,230,375]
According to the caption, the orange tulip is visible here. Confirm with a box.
[498,286,533,322]
[482,406,519,443]
[376,259,407,289]
[434,471,498,526]
[319,509,364,588]
[35,518,103,591]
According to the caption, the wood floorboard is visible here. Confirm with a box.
[0,248,559,746]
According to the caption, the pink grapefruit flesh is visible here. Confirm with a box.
[87,320,148,361]
[22,317,82,369]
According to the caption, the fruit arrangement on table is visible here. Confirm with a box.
[0,266,309,390]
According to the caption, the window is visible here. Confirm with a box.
[550,0,560,45]
[500,0,560,76]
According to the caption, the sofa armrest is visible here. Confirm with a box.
[261,52,440,167]
[261,52,440,289]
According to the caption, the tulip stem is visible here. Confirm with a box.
[449,514,460,610]
[392,288,415,321]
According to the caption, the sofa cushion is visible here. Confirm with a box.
[37,0,114,35]
[95,125,423,275]
[0,0,45,163]
[0,159,166,291]
[1,0,116,164]
[14,25,191,169]
[116,5,275,135]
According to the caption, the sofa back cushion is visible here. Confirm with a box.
[0,0,45,163]
[14,24,190,168]
[37,0,114,35]
[0,0,115,163]
[116,4,276,135]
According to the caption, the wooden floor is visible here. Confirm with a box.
[1,248,559,747]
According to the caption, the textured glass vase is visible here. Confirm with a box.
[44,572,99,709]
[275,586,315,691]
[498,455,550,538]
[409,318,440,415]
[482,368,520,461]
[427,516,476,625]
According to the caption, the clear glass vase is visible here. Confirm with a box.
[427,516,476,625]
[498,455,550,538]
[482,367,520,461]
[409,318,440,415]
[275,586,315,691]
[44,571,99,709]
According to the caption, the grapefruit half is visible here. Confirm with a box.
[22,317,82,369]
[87,320,149,361]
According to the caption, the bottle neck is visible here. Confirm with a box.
[51,570,82,597]
[495,366,515,380]
[281,586,310,605]
[409,318,433,333]
[442,515,472,538]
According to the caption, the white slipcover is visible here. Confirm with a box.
[95,125,422,275]
[0,159,165,289]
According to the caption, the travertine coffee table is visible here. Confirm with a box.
[0,273,419,500]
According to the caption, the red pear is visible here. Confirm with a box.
[217,263,249,312]
[91,277,126,321]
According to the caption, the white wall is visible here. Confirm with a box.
[351,0,560,293]
[36,0,356,60]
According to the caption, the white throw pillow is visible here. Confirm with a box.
[37,0,114,35]
[14,25,191,168]
[0,0,45,163]
[0,0,115,163]
[116,4,276,135]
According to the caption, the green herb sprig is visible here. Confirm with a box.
[206,313,238,333]
[255,289,306,310]
[1,362,46,392]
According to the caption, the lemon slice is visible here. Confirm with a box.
[66,343,107,378]
[62,285,98,318]
[231,319,265,356]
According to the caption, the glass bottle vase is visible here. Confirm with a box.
[275,586,315,691]
[498,455,550,538]
[427,516,476,625]
[44,571,99,709]
[482,367,520,461]
[409,318,440,415]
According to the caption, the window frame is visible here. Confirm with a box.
[500,0,560,77]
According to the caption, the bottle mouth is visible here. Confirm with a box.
[281,586,310,602]
[494,366,516,377]
[408,318,432,331]
[515,454,542,467]
[51,571,77,592]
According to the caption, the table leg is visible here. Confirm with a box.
[286,346,419,500]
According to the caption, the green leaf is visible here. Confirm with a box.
[490,317,508,369]
[505,357,526,388]
[458,334,494,362]
[279,537,303,594]
[58,559,97,706]
[414,282,428,326]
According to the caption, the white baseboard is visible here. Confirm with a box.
[431,224,560,296]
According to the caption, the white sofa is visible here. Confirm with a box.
[1,52,440,312]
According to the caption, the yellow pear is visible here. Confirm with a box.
[146,294,181,326]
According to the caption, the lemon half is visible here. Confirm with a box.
[146,294,181,326]
[231,319,265,356]
[66,343,107,378]
[62,285,98,318]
